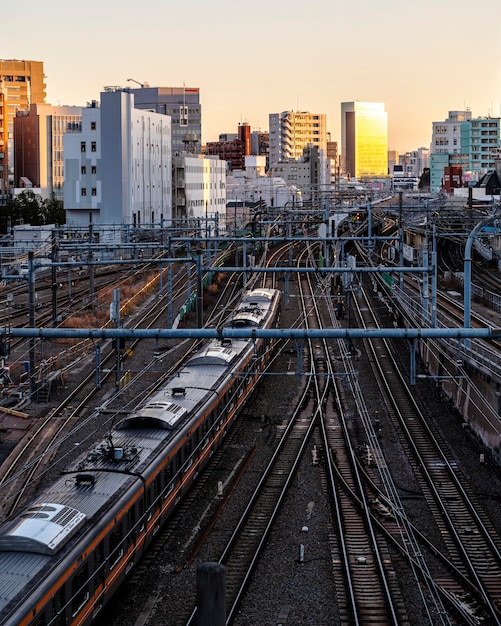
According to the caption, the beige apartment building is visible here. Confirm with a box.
[269,111,328,167]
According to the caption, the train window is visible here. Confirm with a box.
[155,474,161,502]
[109,525,124,570]
[184,439,193,470]
[71,563,90,617]
[52,586,65,626]
[32,615,46,626]
[145,489,153,521]
[139,499,145,531]
[164,463,173,483]
[129,506,137,544]
[95,541,105,586]
[201,420,208,438]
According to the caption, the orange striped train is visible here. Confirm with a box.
[0,287,281,626]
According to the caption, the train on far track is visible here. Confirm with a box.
[0,287,281,626]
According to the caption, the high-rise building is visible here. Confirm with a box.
[429,110,501,191]
[460,116,500,173]
[268,111,328,167]
[0,83,8,197]
[431,110,471,155]
[0,60,46,191]
[126,85,201,155]
[64,89,172,231]
[14,104,82,199]
[341,102,388,178]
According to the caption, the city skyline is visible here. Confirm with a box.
[3,0,501,155]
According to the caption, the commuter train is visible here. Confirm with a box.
[0,287,281,626]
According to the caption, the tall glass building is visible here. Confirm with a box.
[341,102,388,178]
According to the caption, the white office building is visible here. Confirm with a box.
[172,153,227,234]
[64,88,172,232]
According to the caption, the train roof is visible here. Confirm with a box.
[228,288,280,328]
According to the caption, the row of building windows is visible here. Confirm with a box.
[472,121,499,128]
[188,197,225,207]
[434,125,458,134]
[81,141,97,152]
[81,165,97,175]
[81,188,97,196]
[186,182,225,190]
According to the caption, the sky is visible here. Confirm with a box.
[4,0,501,154]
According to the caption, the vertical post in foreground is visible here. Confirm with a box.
[196,562,226,626]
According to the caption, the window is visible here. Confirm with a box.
[81,166,86,175]
[52,586,65,626]
[92,188,97,196]
[109,524,124,569]
[91,141,97,152]
[81,188,87,196]
[91,165,97,174]
[180,106,188,127]
[80,142,86,152]
[71,564,90,617]
[91,121,96,130]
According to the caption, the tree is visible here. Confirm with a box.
[418,168,430,190]
[0,191,66,233]
[43,196,65,225]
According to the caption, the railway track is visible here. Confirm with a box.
[0,246,252,514]
[303,248,408,625]
[353,274,501,625]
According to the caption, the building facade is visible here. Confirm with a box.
[14,104,82,200]
[268,111,327,167]
[430,111,501,191]
[205,123,251,171]
[461,117,501,174]
[269,145,329,202]
[250,130,269,166]
[127,85,201,155]
[172,153,226,232]
[341,102,388,179]
[398,147,430,178]
[64,89,172,231]
[431,110,471,155]
[0,60,46,194]
[0,83,8,197]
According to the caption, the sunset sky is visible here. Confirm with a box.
[4,0,501,154]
